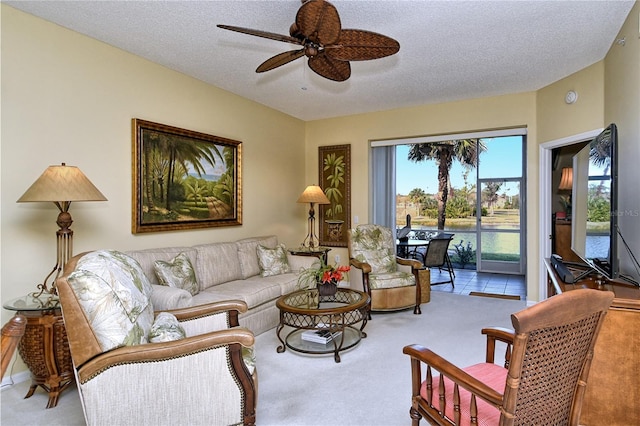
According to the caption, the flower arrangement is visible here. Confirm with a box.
[297,259,350,290]
[559,194,572,215]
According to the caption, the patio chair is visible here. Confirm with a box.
[422,234,456,286]
[403,289,614,426]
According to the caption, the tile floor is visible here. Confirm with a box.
[429,268,527,300]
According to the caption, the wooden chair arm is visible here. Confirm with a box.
[77,327,255,382]
[482,327,515,367]
[1,314,27,378]
[403,344,504,407]
[481,327,514,343]
[396,256,423,270]
[350,258,372,274]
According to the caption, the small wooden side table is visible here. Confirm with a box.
[288,247,331,264]
[3,295,74,408]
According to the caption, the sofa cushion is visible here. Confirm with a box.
[236,235,278,279]
[66,250,154,352]
[149,312,186,343]
[370,271,416,289]
[257,243,291,277]
[193,242,243,289]
[126,247,197,286]
[154,252,199,296]
[210,277,285,309]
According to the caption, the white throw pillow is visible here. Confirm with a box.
[257,243,291,277]
[149,312,186,343]
[66,250,154,352]
[154,252,199,296]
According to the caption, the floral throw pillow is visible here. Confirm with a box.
[257,243,291,277]
[149,312,186,343]
[154,252,199,296]
[66,250,154,353]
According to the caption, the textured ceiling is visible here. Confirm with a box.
[4,0,634,121]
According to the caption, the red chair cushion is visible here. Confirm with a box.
[420,363,506,426]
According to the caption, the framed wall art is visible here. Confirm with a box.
[318,144,351,247]
[132,119,242,233]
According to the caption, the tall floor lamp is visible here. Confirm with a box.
[297,185,330,250]
[17,163,107,297]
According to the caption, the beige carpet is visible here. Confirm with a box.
[1,292,525,426]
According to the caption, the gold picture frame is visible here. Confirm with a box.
[318,144,351,247]
[132,119,242,233]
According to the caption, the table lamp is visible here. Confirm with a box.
[558,167,573,190]
[17,163,107,297]
[297,185,330,249]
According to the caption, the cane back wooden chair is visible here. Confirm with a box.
[56,250,257,426]
[403,289,613,426]
[1,314,27,378]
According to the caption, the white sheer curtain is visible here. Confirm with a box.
[371,145,396,234]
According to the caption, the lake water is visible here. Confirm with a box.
[408,225,606,261]
[410,225,519,255]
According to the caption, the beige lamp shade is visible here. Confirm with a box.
[297,185,330,204]
[17,163,107,204]
[17,163,106,297]
[558,167,573,190]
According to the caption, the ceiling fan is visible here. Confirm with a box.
[217,0,400,82]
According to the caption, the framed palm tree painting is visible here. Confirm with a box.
[318,144,351,247]
[132,119,242,233]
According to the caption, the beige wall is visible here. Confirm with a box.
[1,6,306,332]
[605,1,640,278]
[537,62,605,143]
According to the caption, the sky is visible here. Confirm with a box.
[396,136,524,195]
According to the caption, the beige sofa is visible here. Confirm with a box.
[126,235,316,336]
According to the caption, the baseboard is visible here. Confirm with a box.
[469,292,521,300]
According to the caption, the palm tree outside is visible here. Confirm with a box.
[397,135,525,274]
[407,139,486,230]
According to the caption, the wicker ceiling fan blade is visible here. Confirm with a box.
[308,53,351,82]
[219,0,399,82]
[295,0,341,45]
[256,49,305,73]
[217,25,301,45]
[326,29,400,61]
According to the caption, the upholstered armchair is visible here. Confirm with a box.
[403,289,613,426]
[56,250,257,426]
[348,224,422,315]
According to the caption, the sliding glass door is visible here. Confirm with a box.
[374,128,526,275]
[476,179,523,273]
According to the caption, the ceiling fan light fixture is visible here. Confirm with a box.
[218,0,399,82]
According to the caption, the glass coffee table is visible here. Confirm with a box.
[275,288,369,363]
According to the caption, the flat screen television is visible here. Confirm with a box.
[571,123,618,279]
